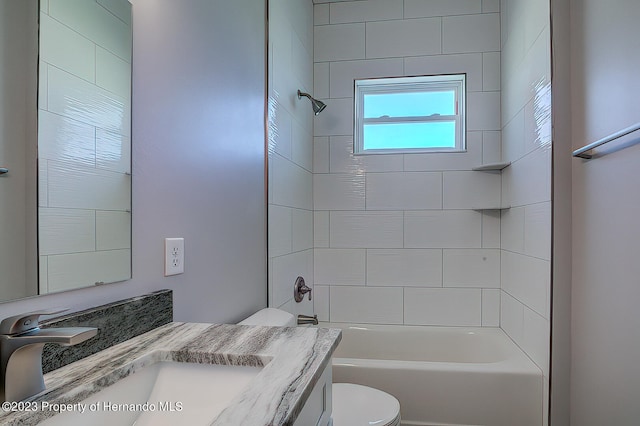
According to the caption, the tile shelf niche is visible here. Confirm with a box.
[471,162,511,210]
[471,161,511,171]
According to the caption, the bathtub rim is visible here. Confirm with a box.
[319,321,543,376]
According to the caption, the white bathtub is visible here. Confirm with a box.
[322,322,543,426]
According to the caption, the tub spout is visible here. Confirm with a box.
[0,310,98,402]
[297,314,319,326]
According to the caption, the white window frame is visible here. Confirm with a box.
[354,74,466,155]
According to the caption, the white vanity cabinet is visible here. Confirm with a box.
[293,362,332,426]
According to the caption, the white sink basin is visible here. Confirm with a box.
[40,361,262,426]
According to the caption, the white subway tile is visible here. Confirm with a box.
[96,47,131,99]
[366,172,443,210]
[367,249,443,287]
[366,18,441,59]
[273,250,312,307]
[292,209,313,252]
[482,0,500,13]
[482,289,500,326]
[443,249,500,287]
[508,147,551,207]
[96,0,131,26]
[405,0,481,18]
[96,211,130,250]
[404,131,483,171]
[38,111,95,167]
[524,87,552,155]
[330,211,404,248]
[39,63,49,110]
[502,107,525,163]
[443,13,500,54]
[49,0,131,61]
[405,210,482,248]
[96,129,130,174]
[292,32,313,92]
[314,23,365,62]
[315,248,366,285]
[39,161,49,207]
[500,290,524,343]
[96,211,131,250]
[314,3,330,25]
[501,206,525,253]
[290,0,314,52]
[47,161,130,211]
[39,208,95,255]
[524,202,551,260]
[314,285,330,321]
[273,154,313,210]
[483,52,501,91]
[270,104,293,159]
[330,59,404,98]
[443,171,501,209]
[47,249,130,292]
[331,286,403,324]
[467,91,501,131]
[269,205,292,257]
[39,256,48,294]
[313,137,330,173]
[330,136,404,173]
[482,131,502,164]
[314,173,365,210]
[314,62,330,99]
[267,157,274,205]
[522,307,550,376]
[291,119,313,172]
[501,250,549,317]
[47,67,130,135]
[40,14,95,83]
[330,0,403,24]
[482,210,501,248]
[314,211,330,248]
[313,97,353,137]
[523,0,549,50]
[404,53,483,92]
[405,288,482,326]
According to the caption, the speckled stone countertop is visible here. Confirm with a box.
[0,323,341,425]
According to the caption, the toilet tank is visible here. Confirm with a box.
[238,308,296,327]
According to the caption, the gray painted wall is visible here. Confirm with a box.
[569,0,640,424]
[1,0,267,324]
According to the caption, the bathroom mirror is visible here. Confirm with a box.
[0,0,132,303]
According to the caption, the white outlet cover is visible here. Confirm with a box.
[165,238,184,276]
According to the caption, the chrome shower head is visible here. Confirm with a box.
[297,90,327,115]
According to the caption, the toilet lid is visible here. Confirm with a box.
[332,383,401,426]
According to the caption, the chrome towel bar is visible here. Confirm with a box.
[0,168,8,175]
[573,121,640,159]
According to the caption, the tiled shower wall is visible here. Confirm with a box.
[499,0,551,421]
[312,0,504,326]
[267,0,315,316]
[38,0,132,293]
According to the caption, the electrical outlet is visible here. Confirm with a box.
[164,238,184,276]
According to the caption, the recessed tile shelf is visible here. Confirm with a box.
[471,161,511,171]
[472,206,511,211]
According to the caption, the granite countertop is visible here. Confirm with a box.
[0,322,342,425]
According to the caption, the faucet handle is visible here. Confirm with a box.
[0,309,69,335]
[294,276,312,302]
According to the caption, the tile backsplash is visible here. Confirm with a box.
[41,290,172,373]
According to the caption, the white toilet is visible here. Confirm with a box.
[239,309,401,426]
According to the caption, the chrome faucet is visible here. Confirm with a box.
[297,314,319,326]
[0,310,98,402]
